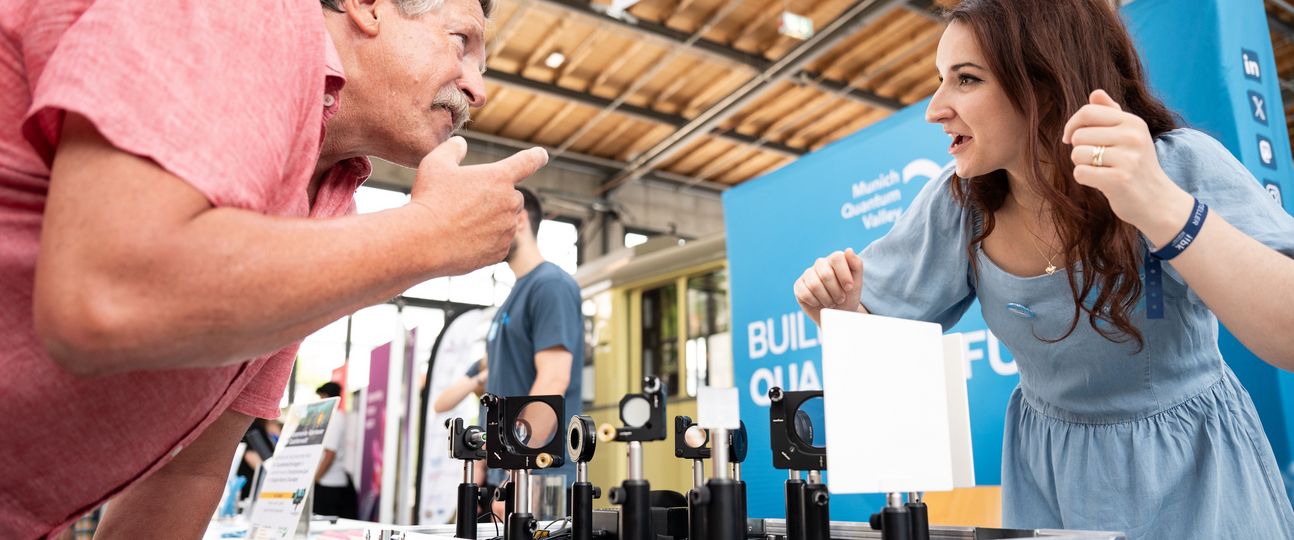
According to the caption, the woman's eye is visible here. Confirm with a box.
[958,74,980,85]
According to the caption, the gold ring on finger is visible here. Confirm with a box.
[1091,145,1108,168]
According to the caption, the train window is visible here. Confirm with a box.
[624,232,649,248]
[641,283,680,395]
[685,270,729,397]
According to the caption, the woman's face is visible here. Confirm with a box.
[926,21,1030,179]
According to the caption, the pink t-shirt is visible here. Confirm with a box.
[0,1,371,537]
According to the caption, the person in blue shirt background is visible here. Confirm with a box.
[793,0,1294,538]
[484,186,584,518]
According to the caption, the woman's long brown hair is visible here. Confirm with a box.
[945,0,1178,348]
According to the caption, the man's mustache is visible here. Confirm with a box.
[432,87,471,131]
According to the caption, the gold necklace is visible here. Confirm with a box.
[1025,231,1060,275]
[1010,190,1061,275]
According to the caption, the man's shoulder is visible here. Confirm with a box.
[519,263,580,310]
[531,262,579,289]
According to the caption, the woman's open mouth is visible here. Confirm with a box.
[949,133,973,154]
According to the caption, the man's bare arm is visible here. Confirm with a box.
[93,410,252,539]
[520,346,573,447]
[35,114,546,374]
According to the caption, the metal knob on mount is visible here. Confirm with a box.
[689,485,710,505]
[597,423,617,442]
[608,487,626,505]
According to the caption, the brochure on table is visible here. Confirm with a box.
[248,397,340,540]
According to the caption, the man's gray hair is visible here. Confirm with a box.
[321,0,493,18]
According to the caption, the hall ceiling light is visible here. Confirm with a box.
[545,51,566,69]
[778,11,814,40]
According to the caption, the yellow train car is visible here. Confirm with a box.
[575,235,728,498]
[574,234,1000,526]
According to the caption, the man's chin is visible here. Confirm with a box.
[394,130,455,167]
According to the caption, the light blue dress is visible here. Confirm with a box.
[859,128,1294,539]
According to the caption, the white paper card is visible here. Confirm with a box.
[942,334,975,488]
[820,309,954,493]
[248,397,339,540]
[696,385,741,428]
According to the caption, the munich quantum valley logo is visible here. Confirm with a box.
[840,158,951,229]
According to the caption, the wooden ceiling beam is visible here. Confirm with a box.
[663,0,700,28]
[587,120,638,155]
[519,19,569,74]
[486,3,532,65]
[524,0,903,111]
[652,61,698,110]
[586,40,648,94]
[460,128,730,193]
[730,0,786,51]
[496,93,542,135]
[602,0,909,194]
[620,126,669,162]
[553,29,605,84]
[527,101,580,141]
[814,11,921,81]
[485,69,804,156]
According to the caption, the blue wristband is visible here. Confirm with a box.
[1143,197,1207,320]
[1149,198,1208,261]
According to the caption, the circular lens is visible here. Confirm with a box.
[794,396,826,448]
[793,410,812,445]
[683,425,708,449]
[514,418,532,445]
[621,396,652,428]
[515,401,558,448]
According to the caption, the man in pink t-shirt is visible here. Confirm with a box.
[0,0,549,537]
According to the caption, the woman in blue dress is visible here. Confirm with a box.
[793,1,1294,538]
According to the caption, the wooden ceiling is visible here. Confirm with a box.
[464,0,1294,193]
[1267,1,1294,145]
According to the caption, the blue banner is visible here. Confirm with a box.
[723,0,1294,521]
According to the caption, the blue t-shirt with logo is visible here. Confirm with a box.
[485,261,584,483]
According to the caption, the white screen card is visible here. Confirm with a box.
[820,309,954,494]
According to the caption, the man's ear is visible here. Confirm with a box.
[337,0,382,37]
